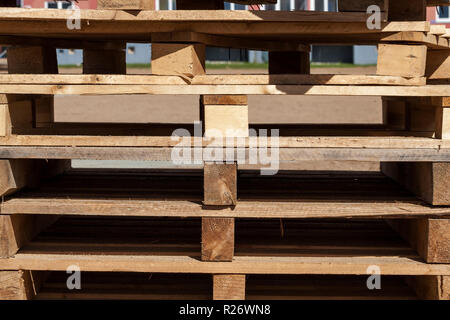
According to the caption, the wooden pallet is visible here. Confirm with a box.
[0,217,449,299]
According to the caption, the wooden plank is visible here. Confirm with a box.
[2,84,450,96]
[389,0,427,21]
[426,50,450,80]
[213,274,246,300]
[0,74,427,86]
[83,46,126,75]
[386,219,450,263]
[381,162,450,205]
[405,276,450,300]
[0,270,38,300]
[0,146,449,162]
[377,44,427,78]
[152,43,205,77]
[98,0,155,10]
[0,215,59,258]
[0,254,449,275]
[152,32,309,52]
[202,218,235,261]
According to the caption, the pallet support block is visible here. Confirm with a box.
[7,46,57,128]
[269,51,310,75]
[381,162,450,205]
[426,50,450,81]
[0,214,60,258]
[83,44,126,75]
[202,217,235,262]
[377,44,427,78]
[213,274,246,300]
[388,0,427,21]
[405,276,450,300]
[177,0,224,9]
[151,43,206,77]
[382,96,448,137]
[0,271,43,300]
[386,218,450,263]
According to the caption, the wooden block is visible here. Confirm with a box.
[204,163,237,206]
[0,271,38,300]
[386,218,450,263]
[435,107,450,139]
[202,95,248,106]
[405,276,449,300]
[377,44,427,78]
[269,51,310,75]
[339,0,388,12]
[426,50,450,80]
[7,46,57,74]
[98,0,155,10]
[1,0,18,6]
[389,0,427,21]
[213,275,246,300]
[0,215,59,258]
[34,96,54,128]
[381,162,450,205]
[177,0,224,9]
[83,47,126,74]
[0,159,69,197]
[382,98,406,130]
[204,105,248,138]
[152,44,205,76]
[202,217,235,261]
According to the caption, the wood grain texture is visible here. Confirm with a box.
[202,218,235,261]
[0,271,36,300]
[204,163,237,206]
[213,274,245,300]
[201,95,248,105]
[405,276,450,300]
[386,218,450,263]
[152,43,205,76]
[381,162,450,205]
[0,215,59,258]
[377,44,427,78]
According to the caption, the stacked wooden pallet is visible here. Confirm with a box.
[0,0,450,300]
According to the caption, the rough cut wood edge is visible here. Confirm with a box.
[0,270,40,300]
[213,274,246,300]
[381,162,450,205]
[404,276,450,300]
[386,218,450,263]
[0,215,60,258]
